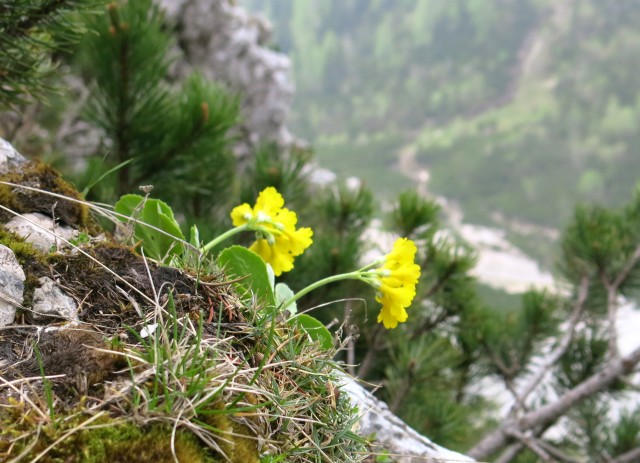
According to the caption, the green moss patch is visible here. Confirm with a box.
[0,409,219,463]
[0,160,90,228]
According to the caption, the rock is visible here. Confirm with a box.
[0,244,25,327]
[4,212,78,252]
[0,137,26,173]
[160,0,299,159]
[305,164,337,187]
[32,277,78,322]
[340,373,475,462]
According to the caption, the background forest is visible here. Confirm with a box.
[244,0,640,267]
[3,1,640,462]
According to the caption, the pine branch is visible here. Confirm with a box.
[609,446,640,463]
[534,440,586,463]
[0,0,99,107]
[495,443,526,463]
[612,243,640,289]
[504,429,554,462]
[5,0,67,37]
[512,275,590,415]
[409,264,463,340]
[601,243,640,358]
[501,431,586,463]
[485,345,523,407]
[602,275,620,359]
[469,343,640,460]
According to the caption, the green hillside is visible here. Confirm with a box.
[243,0,640,249]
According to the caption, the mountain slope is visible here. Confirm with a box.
[243,0,640,248]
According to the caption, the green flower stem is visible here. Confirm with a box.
[357,260,383,272]
[283,271,367,310]
[202,224,249,253]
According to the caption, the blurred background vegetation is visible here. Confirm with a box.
[244,0,640,267]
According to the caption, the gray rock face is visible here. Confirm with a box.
[160,0,298,158]
[0,137,27,173]
[340,373,475,462]
[5,212,78,252]
[0,244,25,327]
[32,277,78,322]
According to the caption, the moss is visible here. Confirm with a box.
[0,159,92,228]
[200,411,260,463]
[87,424,217,463]
[0,227,46,315]
[0,226,42,262]
[226,420,261,463]
[0,408,220,463]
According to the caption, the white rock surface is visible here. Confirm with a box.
[0,137,27,173]
[32,277,78,322]
[5,212,77,252]
[0,244,25,326]
[340,373,474,463]
[457,223,556,294]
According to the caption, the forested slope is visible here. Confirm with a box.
[244,0,640,236]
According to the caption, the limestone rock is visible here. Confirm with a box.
[5,212,78,252]
[340,373,475,463]
[0,244,25,327]
[160,0,298,159]
[0,137,26,173]
[32,277,78,322]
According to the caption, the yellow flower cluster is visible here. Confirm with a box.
[231,187,313,276]
[227,188,420,329]
[371,238,421,329]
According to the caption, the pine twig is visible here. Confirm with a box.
[495,443,525,463]
[609,446,640,463]
[504,429,554,462]
[512,275,590,415]
[601,243,640,359]
[469,343,640,460]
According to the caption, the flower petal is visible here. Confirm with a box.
[284,227,314,256]
[231,203,253,226]
[255,187,284,216]
[274,207,298,230]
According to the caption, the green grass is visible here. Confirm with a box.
[314,130,410,199]
[475,282,523,312]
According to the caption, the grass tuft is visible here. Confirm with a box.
[0,180,367,462]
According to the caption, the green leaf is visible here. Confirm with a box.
[115,194,185,263]
[275,282,297,316]
[292,314,333,350]
[218,246,275,308]
[266,264,275,292]
[189,224,201,247]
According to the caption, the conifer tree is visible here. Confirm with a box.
[75,0,240,236]
[0,0,100,108]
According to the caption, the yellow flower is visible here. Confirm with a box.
[230,187,313,276]
[372,238,421,329]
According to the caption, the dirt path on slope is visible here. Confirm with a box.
[395,144,430,196]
